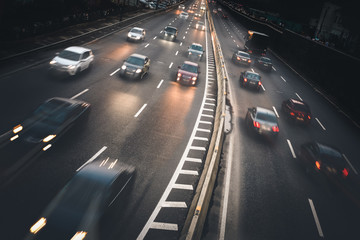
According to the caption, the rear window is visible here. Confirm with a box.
[182,63,198,73]
[245,72,260,80]
[256,112,277,123]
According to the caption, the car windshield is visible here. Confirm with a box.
[245,72,260,80]
[182,63,198,73]
[165,27,176,33]
[58,50,81,61]
[256,111,277,123]
[261,57,271,63]
[34,100,73,125]
[190,45,203,51]
[238,52,249,57]
[293,103,309,112]
[126,56,145,66]
[131,28,142,34]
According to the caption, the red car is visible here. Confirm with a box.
[176,61,200,86]
[281,98,311,124]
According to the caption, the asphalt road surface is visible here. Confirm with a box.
[203,3,360,240]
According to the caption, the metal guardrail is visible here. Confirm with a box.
[181,1,227,239]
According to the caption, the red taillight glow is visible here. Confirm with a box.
[253,121,260,128]
[290,112,295,116]
[342,168,349,177]
[308,115,311,119]
[272,126,279,132]
[258,81,262,85]
[315,161,321,170]
[244,78,248,82]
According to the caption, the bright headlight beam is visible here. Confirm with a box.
[13,124,23,134]
[30,217,46,234]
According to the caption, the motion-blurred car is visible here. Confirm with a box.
[176,61,200,86]
[49,46,94,76]
[194,12,202,18]
[162,26,178,41]
[222,13,228,19]
[0,98,90,184]
[298,142,360,205]
[26,157,135,240]
[120,53,150,79]
[245,107,279,137]
[239,71,262,91]
[127,27,146,42]
[232,50,251,65]
[179,11,189,19]
[187,43,204,61]
[195,21,205,30]
[254,56,272,71]
[281,98,311,124]
[179,4,185,9]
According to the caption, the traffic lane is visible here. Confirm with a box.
[215,15,360,239]
[0,9,209,240]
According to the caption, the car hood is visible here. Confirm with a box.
[53,56,78,66]
[124,62,142,70]
[189,49,203,55]
[178,69,197,77]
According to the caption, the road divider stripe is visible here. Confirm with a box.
[189,146,206,151]
[295,92,303,101]
[169,62,173,68]
[280,76,286,82]
[272,106,279,118]
[308,198,324,238]
[162,201,187,208]
[157,79,164,88]
[70,89,89,99]
[173,183,194,190]
[315,118,326,130]
[175,50,179,55]
[287,139,296,158]
[179,169,199,175]
[194,136,209,141]
[77,146,107,171]
[150,222,178,231]
[185,157,202,163]
[110,68,120,76]
[145,43,149,48]
[134,104,147,118]
[343,154,358,175]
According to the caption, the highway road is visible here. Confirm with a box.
[204,2,360,240]
[0,2,213,240]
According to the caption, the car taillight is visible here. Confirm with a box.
[342,168,349,177]
[290,112,295,116]
[177,73,182,77]
[272,126,279,132]
[315,161,321,170]
[308,115,311,120]
[258,81,262,85]
[253,121,260,128]
[244,78,247,82]
[249,50,252,54]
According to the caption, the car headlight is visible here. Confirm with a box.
[121,65,127,70]
[192,76,197,81]
[189,52,192,55]
[135,68,142,73]
[128,33,132,37]
[68,65,75,69]
[50,60,56,65]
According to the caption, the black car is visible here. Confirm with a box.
[245,106,279,137]
[239,71,262,91]
[162,26,178,41]
[119,53,150,79]
[26,157,135,240]
[282,98,311,124]
[0,98,90,185]
[255,56,272,71]
[298,142,360,205]
[232,50,251,66]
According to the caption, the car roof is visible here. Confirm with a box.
[184,61,199,67]
[44,97,87,108]
[191,43,203,47]
[289,98,308,106]
[237,50,250,56]
[131,27,144,31]
[64,46,91,54]
[129,53,148,60]
[165,26,177,30]
[245,71,260,76]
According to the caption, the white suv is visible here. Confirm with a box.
[49,46,94,76]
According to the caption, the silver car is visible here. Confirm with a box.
[127,27,146,42]
[49,46,94,76]
[245,107,279,137]
[188,43,204,61]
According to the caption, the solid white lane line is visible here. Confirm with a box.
[272,106,279,118]
[343,154,358,175]
[71,89,89,99]
[201,114,214,118]
[180,42,183,46]
[150,222,178,231]
[295,92,303,101]
[110,68,120,76]
[199,120,212,125]
[197,128,211,132]
[287,139,296,158]
[162,201,187,208]
[272,66,277,71]
[169,62,173,68]
[175,50,179,55]
[145,43,149,48]
[185,157,202,163]
[173,183,193,190]
[77,146,107,171]
[280,76,286,82]
[261,84,266,91]
[308,199,324,238]
[189,146,206,151]
[315,118,326,130]
[183,36,186,39]
[251,68,255,72]
[194,136,209,141]
[179,169,198,175]
[134,104,147,118]
[157,79,164,89]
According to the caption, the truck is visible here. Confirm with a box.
[244,30,269,56]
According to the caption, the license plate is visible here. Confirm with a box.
[261,125,270,131]
[296,117,304,121]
